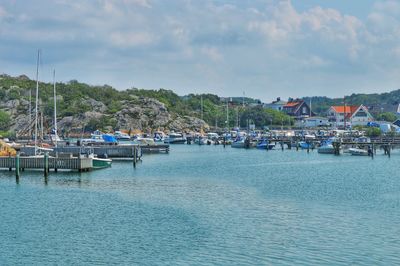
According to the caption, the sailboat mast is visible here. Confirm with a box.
[28,88,32,138]
[53,69,57,148]
[34,50,40,155]
[226,99,229,130]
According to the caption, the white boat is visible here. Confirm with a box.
[231,138,245,148]
[114,131,131,141]
[318,144,335,154]
[349,148,369,156]
[164,133,186,144]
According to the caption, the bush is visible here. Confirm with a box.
[366,127,381,137]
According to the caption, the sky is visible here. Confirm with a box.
[1,0,400,102]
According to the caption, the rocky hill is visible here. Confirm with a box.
[0,74,209,136]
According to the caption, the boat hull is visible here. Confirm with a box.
[92,158,112,169]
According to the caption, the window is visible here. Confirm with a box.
[354,110,367,117]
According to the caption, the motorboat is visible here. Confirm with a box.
[81,130,118,145]
[349,147,369,156]
[164,133,186,144]
[298,141,312,149]
[256,139,275,150]
[114,131,131,141]
[317,138,336,154]
[318,144,335,154]
[153,131,166,142]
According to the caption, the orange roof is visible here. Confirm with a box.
[331,105,362,117]
[284,101,301,107]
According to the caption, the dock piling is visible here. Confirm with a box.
[15,154,20,180]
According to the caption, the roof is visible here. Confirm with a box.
[284,101,302,108]
[331,106,360,114]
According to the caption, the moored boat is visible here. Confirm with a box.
[164,133,186,144]
[349,147,369,156]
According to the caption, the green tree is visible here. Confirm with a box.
[0,110,11,130]
[376,112,397,122]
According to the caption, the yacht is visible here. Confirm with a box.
[114,131,131,141]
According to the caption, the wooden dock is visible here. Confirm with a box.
[0,155,93,173]
[19,144,168,158]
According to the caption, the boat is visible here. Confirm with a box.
[318,144,335,154]
[153,131,166,142]
[81,130,118,145]
[298,141,311,149]
[231,138,245,148]
[164,133,186,144]
[231,136,253,148]
[349,147,369,156]
[88,154,112,169]
[317,138,336,154]
[114,131,131,141]
[256,139,275,150]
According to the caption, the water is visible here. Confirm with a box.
[1,145,400,265]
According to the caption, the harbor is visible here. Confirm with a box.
[1,144,400,265]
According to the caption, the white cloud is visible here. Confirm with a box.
[1,0,400,100]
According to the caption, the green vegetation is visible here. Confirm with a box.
[366,127,382,137]
[1,74,400,132]
[0,110,11,131]
[375,112,397,122]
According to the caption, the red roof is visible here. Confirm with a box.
[331,106,357,113]
[284,101,301,107]
[331,105,365,118]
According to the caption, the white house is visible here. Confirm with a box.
[327,105,374,128]
[263,97,287,111]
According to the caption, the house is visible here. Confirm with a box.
[295,117,330,128]
[263,97,287,111]
[327,105,374,128]
[282,99,314,119]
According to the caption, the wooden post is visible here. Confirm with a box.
[388,143,391,158]
[296,141,299,151]
[15,154,20,180]
[44,152,49,177]
[133,146,137,168]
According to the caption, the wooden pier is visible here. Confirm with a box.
[0,155,93,174]
[19,144,168,158]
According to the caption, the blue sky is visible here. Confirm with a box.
[1,0,400,102]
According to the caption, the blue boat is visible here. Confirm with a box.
[256,139,275,150]
[298,141,311,149]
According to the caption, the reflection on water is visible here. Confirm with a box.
[1,145,400,265]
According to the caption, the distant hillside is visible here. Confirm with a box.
[0,74,287,135]
[303,90,400,115]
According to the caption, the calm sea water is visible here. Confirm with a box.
[1,145,400,265]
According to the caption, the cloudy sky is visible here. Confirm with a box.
[1,0,400,102]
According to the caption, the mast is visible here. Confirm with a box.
[34,50,40,155]
[343,96,346,130]
[309,98,312,117]
[226,99,229,130]
[53,69,58,147]
[28,88,32,138]
[200,95,203,135]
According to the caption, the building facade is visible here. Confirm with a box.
[282,99,314,119]
[327,105,374,128]
[263,97,287,111]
